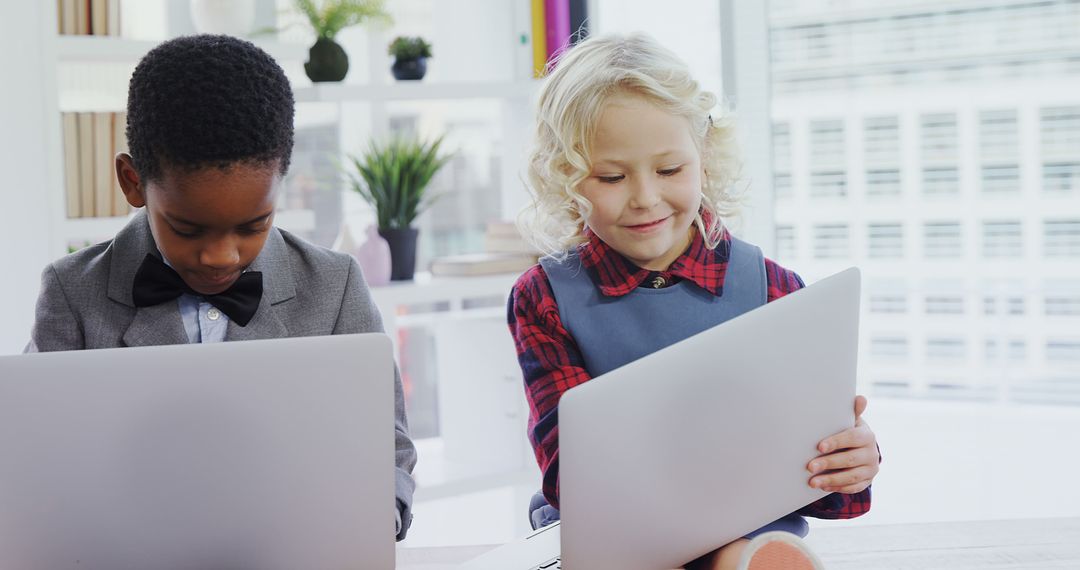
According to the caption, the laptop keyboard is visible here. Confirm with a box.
[532,556,561,569]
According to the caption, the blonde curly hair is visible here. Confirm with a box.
[518,32,743,257]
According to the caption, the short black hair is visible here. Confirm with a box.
[126,34,294,182]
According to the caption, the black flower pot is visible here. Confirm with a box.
[378,227,419,281]
[391,57,427,81]
[305,37,349,82]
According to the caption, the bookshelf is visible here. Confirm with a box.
[50,15,318,253]
[27,0,541,496]
[55,35,307,63]
[293,80,537,103]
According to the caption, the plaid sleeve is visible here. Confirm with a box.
[507,264,592,510]
[766,258,874,519]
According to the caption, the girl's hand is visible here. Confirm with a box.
[806,395,879,494]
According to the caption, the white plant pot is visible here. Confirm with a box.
[190,0,256,36]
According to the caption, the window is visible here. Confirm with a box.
[1044,219,1080,257]
[921,112,958,161]
[810,119,845,166]
[926,294,965,315]
[1041,106,1080,158]
[868,223,903,258]
[871,336,908,359]
[1044,280,1080,316]
[773,122,791,171]
[1007,296,1026,315]
[924,221,963,258]
[985,338,1027,361]
[810,171,847,197]
[927,337,966,361]
[774,173,793,199]
[982,220,1023,257]
[1007,339,1027,361]
[1045,294,1080,316]
[864,116,900,164]
[980,164,1020,194]
[1043,162,1080,193]
[813,224,849,258]
[805,24,835,60]
[870,293,907,314]
[923,166,959,195]
[979,109,1018,159]
[776,224,796,260]
[1047,340,1080,362]
[866,169,901,197]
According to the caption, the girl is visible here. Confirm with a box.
[507,33,880,570]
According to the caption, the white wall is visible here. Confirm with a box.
[0,2,62,354]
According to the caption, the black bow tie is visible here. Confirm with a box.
[131,254,263,327]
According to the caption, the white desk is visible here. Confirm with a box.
[396,517,1080,569]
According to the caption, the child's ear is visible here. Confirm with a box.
[115,153,146,208]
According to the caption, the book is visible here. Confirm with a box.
[106,0,120,36]
[93,112,113,217]
[90,0,107,35]
[77,112,95,217]
[59,0,77,34]
[61,113,80,218]
[429,253,538,277]
[112,112,129,216]
[569,0,588,44]
[75,0,90,35]
[544,0,570,63]
[530,0,547,78]
[484,220,539,254]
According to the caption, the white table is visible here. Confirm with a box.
[397,517,1080,569]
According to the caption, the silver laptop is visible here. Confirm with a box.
[0,333,395,570]
[464,267,861,570]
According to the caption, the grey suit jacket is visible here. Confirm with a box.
[27,210,418,540]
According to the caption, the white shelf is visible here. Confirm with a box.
[273,208,316,234]
[55,35,308,64]
[370,271,520,307]
[62,208,316,245]
[61,214,134,245]
[293,80,539,103]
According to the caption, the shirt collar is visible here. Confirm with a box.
[578,225,732,298]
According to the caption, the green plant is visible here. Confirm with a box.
[347,136,452,230]
[294,0,391,40]
[388,36,432,60]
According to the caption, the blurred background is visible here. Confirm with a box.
[0,0,1077,548]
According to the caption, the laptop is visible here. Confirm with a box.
[463,267,861,570]
[0,333,395,570]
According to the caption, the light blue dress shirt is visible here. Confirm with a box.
[162,257,230,343]
[177,294,230,343]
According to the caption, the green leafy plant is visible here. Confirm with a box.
[388,36,432,60]
[294,0,391,40]
[347,136,452,230]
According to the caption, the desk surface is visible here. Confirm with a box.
[396,517,1080,569]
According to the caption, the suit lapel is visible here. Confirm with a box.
[224,226,296,342]
[106,211,188,347]
[122,301,189,347]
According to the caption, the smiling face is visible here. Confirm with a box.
[577,93,704,271]
[118,155,280,295]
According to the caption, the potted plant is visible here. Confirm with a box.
[388,36,432,80]
[295,0,391,82]
[347,136,451,280]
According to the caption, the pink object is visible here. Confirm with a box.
[354,225,392,287]
[544,0,570,62]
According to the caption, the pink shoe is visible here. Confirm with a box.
[737,531,824,570]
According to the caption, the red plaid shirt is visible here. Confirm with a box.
[507,228,872,518]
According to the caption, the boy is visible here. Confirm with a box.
[26,35,417,539]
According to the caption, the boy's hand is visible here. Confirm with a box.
[806,395,879,494]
